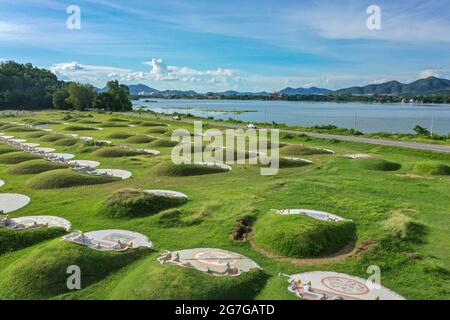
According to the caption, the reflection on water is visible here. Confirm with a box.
[133,98,450,134]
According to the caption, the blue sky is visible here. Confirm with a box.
[1,0,450,92]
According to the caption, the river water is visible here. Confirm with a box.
[133,98,450,134]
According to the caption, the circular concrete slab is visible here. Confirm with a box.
[68,160,100,168]
[158,248,261,277]
[9,139,27,143]
[137,149,161,155]
[49,153,75,160]
[63,229,152,251]
[80,136,93,141]
[144,190,188,200]
[283,157,313,163]
[194,162,232,171]
[277,209,349,222]
[97,140,112,144]
[35,147,56,153]
[288,271,405,300]
[0,193,31,214]
[5,215,71,231]
[95,169,132,180]
[344,154,373,159]
[22,143,40,147]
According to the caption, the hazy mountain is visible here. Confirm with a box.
[279,86,332,95]
[211,90,269,96]
[103,76,450,98]
[128,84,160,95]
[334,77,450,96]
[160,89,198,96]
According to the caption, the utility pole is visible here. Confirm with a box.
[265,109,268,124]
[430,116,435,137]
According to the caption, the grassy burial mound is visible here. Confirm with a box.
[26,169,117,189]
[100,122,130,128]
[152,162,229,177]
[0,124,17,130]
[0,152,39,164]
[38,134,65,142]
[354,158,401,171]
[76,119,101,124]
[123,135,155,144]
[148,139,178,148]
[64,125,96,131]
[254,211,356,258]
[31,120,61,126]
[146,127,169,134]
[0,240,147,300]
[413,161,450,176]
[26,131,51,139]
[53,138,78,146]
[280,144,333,156]
[7,159,67,175]
[0,227,66,255]
[108,117,129,122]
[98,188,188,219]
[206,149,258,163]
[140,122,168,127]
[92,147,143,158]
[129,120,143,125]
[3,126,39,133]
[0,145,18,155]
[106,132,134,140]
[274,157,312,168]
[105,255,268,300]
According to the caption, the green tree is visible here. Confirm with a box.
[94,80,132,111]
[52,85,71,110]
[0,61,59,110]
[66,82,96,111]
[413,125,430,136]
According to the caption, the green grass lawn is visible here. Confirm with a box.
[0,110,449,300]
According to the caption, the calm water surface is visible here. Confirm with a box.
[133,98,450,134]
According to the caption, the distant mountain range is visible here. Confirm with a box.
[333,77,450,96]
[97,76,450,97]
[279,86,332,95]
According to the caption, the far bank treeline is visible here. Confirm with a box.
[0,61,132,111]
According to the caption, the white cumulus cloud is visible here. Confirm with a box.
[50,58,239,90]
[419,69,441,79]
